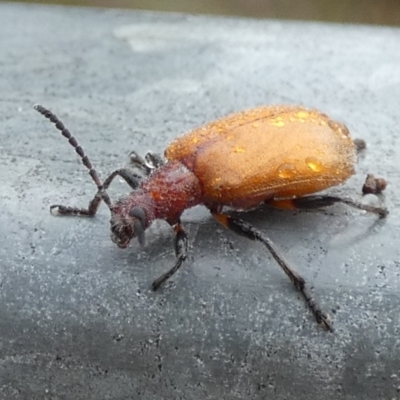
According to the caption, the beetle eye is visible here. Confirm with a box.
[130,207,146,246]
[129,207,146,226]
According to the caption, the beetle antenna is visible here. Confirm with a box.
[34,104,113,211]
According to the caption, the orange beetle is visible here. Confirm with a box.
[34,105,387,331]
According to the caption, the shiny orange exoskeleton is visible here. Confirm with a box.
[166,106,356,208]
[34,104,387,331]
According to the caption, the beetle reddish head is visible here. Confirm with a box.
[109,193,156,248]
[109,206,146,248]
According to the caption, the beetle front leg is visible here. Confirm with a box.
[152,222,188,290]
[52,169,143,217]
[212,211,333,331]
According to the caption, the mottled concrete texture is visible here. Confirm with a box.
[1,3,400,399]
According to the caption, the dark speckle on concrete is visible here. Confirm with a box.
[1,2,400,399]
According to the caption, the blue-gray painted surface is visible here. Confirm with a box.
[1,3,400,399]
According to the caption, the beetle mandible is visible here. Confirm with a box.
[34,104,388,331]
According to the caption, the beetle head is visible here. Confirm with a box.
[110,206,147,248]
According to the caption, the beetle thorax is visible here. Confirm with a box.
[110,160,202,248]
[141,160,202,224]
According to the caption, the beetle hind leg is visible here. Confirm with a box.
[212,212,333,331]
[353,138,366,152]
[269,196,387,218]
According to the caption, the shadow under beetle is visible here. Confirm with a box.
[34,104,388,331]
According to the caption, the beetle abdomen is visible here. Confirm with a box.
[166,106,357,209]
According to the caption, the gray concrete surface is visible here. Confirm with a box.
[1,2,400,399]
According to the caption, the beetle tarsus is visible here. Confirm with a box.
[362,174,388,196]
[145,152,165,170]
[152,256,185,290]
[129,151,165,175]
[152,223,188,290]
[50,204,94,217]
[301,287,333,331]
[317,311,333,331]
[353,138,366,152]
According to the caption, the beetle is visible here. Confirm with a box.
[34,104,387,331]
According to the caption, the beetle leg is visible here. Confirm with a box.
[152,222,188,290]
[129,151,151,174]
[145,152,165,169]
[268,196,387,218]
[212,212,333,331]
[362,174,388,195]
[51,169,143,217]
[129,151,165,175]
[353,138,366,152]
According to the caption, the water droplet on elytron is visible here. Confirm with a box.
[306,157,323,172]
[277,163,297,178]
[328,120,350,138]
[269,117,285,128]
[295,111,310,119]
